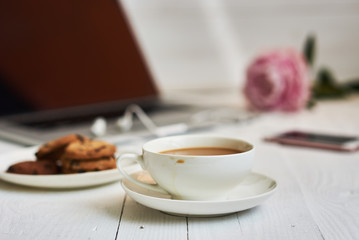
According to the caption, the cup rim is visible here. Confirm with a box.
[142,134,254,158]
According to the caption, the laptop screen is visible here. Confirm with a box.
[0,0,159,121]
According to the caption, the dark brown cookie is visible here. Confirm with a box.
[62,140,116,160]
[61,156,116,174]
[6,160,60,175]
[36,134,89,160]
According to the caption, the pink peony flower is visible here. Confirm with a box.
[243,48,310,112]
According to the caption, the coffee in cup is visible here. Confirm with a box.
[117,135,254,201]
[159,147,242,155]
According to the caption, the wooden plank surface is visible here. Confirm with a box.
[0,97,358,239]
[281,148,359,240]
[118,196,187,240]
[0,182,125,240]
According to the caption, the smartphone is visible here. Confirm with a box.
[265,130,359,152]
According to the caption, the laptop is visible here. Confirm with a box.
[0,0,204,145]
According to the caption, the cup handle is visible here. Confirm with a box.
[117,153,169,195]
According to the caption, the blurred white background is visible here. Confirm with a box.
[121,0,359,91]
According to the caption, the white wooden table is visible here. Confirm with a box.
[0,97,358,240]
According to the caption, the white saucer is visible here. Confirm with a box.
[0,146,140,189]
[122,171,277,217]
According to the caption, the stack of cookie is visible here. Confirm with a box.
[6,134,117,175]
[60,140,117,173]
[7,134,89,175]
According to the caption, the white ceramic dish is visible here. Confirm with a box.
[0,146,140,189]
[122,171,277,217]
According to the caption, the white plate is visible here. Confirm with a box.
[122,171,277,217]
[0,146,140,189]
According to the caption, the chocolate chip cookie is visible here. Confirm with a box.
[36,134,89,160]
[7,160,60,175]
[62,140,116,160]
[61,156,116,174]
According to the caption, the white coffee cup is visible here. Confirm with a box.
[117,135,254,201]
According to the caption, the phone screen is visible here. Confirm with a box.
[279,131,358,145]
